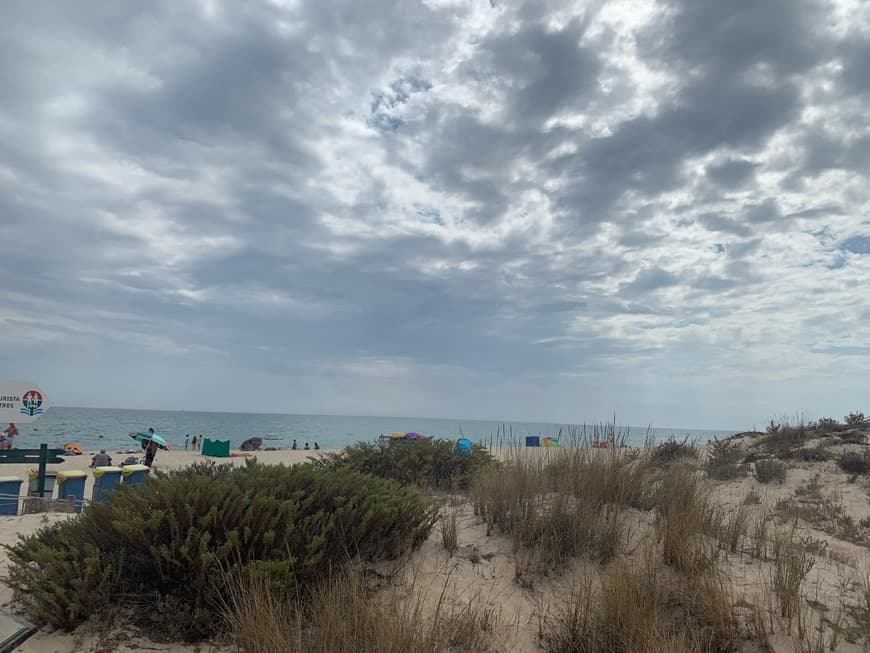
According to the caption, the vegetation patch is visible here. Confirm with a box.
[224,568,499,653]
[837,451,870,475]
[319,438,496,491]
[774,475,862,544]
[4,461,437,640]
[539,554,747,652]
[760,420,813,457]
[705,438,747,481]
[753,459,787,484]
[780,447,830,463]
[651,436,699,465]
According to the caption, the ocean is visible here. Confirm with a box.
[9,407,740,453]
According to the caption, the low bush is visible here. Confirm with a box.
[815,417,840,434]
[845,411,866,426]
[319,438,496,491]
[4,461,437,640]
[705,438,747,480]
[837,451,870,475]
[652,436,699,465]
[754,460,787,484]
[761,419,813,456]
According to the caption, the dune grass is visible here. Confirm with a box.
[222,567,500,653]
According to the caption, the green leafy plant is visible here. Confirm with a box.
[4,461,437,640]
[652,436,699,465]
[705,438,747,480]
[318,438,496,491]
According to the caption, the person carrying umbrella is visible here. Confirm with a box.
[144,439,158,467]
[130,428,168,467]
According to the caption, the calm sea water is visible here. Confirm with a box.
[10,407,739,453]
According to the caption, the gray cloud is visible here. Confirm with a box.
[706,159,757,189]
[2,0,869,428]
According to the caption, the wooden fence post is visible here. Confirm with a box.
[37,443,48,498]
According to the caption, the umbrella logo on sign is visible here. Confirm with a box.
[21,390,43,417]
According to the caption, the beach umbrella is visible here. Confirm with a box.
[130,431,170,450]
[240,437,262,452]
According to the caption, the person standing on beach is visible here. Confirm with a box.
[191,435,197,450]
[144,439,158,467]
[314,442,320,450]
[292,439,298,450]
[185,434,190,450]
[304,442,310,451]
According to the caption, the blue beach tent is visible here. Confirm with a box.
[454,438,473,456]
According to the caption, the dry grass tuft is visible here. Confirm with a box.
[223,568,500,653]
[472,448,652,583]
[771,524,815,620]
[656,466,718,573]
[440,508,458,556]
[539,551,743,652]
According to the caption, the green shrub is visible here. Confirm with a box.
[845,411,866,426]
[4,461,437,640]
[760,425,812,457]
[753,460,787,484]
[837,452,870,475]
[319,438,496,491]
[815,417,840,434]
[705,439,746,480]
[652,436,699,465]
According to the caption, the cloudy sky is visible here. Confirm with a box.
[2,0,869,429]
